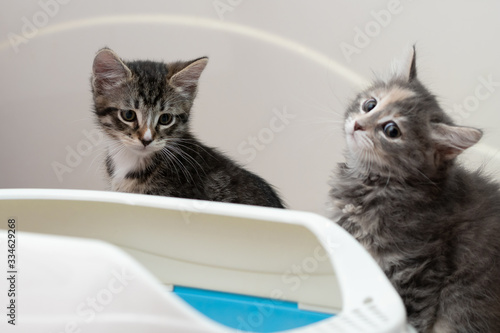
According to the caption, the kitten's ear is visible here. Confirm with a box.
[391,45,417,82]
[92,48,132,92]
[169,57,208,97]
[431,123,482,160]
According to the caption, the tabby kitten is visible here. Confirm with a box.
[329,47,500,332]
[91,48,284,208]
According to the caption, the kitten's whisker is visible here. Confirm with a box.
[293,93,338,113]
[414,168,438,188]
[159,150,181,183]
[171,144,211,168]
[107,144,127,158]
[159,149,183,183]
[295,117,344,127]
[365,151,372,175]
[162,147,194,183]
[168,140,204,159]
[163,150,184,183]
[347,149,368,177]
[104,141,124,153]
[167,144,205,180]
[172,146,206,171]
[294,96,344,121]
[299,124,340,146]
[172,138,217,159]
[383,171,391,190]
[361,135,374,149]
[86,149,108,175]
[161,150,183,182]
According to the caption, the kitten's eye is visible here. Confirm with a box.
[158,113,174,126]
[120,110,136,122]
[362,98,377,112]
[383,122,401,139]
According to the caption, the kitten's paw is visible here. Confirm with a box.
[342,203,362,214]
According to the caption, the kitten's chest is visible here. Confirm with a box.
[335,202,406,271]
[108,149,150,193]
[335,201,381,251]
[330,179,379,229]
[331,180,406,265]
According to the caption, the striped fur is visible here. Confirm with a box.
[91,48,284,208]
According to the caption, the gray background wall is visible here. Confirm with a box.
[1,0,499,216]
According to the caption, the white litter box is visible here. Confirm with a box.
[0,189,410,332]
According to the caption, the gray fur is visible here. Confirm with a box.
[329,47,500,332]
[91,48,284,208]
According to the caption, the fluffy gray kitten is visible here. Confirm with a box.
[91,48,284,208]
[329,47,500,332]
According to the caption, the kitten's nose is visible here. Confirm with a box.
[141,139,152,147]
[354,121,365,131]
[140,128,153,147]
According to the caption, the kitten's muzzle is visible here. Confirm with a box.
[354,121,365,131]
[141,139,153,147]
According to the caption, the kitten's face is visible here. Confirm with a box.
[91,49,208,157]
[93,73,188,156]
[343,47,481,180]
[345,81,435,177]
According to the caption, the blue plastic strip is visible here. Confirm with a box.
[173,286,333,332]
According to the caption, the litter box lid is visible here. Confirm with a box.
[0,188,407,332]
